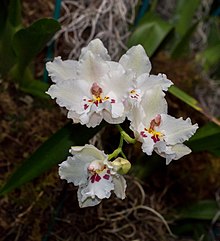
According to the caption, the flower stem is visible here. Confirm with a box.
[108,125,136,160]
[116,125,136,144]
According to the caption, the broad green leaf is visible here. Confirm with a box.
[177,200,219,220]
[12,18,60,69]
[0,123,103,195]
[20,80,49,99]
[9,65,49,98]
[171,0,200,37]
[128,12,173,57]
[188,122,220,154]
[170,22,198,58]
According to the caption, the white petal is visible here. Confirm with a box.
[103,109,125,124]
[46,57,78,83]
[119,45,151,77]
[59,145,107,186]
[58,156,89,186]
[111,102,124,118]
[80,170,114,200]
[159,114,199,145]
[102,62,133,99]
[77,185,101,208]
[67,110,80,123]
[155,143,192,165]
[141,86,168,118]
[170,144,191,160]
[78,51,109,83]
[130,86,167,128]
[141,136,155,155]
[46,78,90,110]
[112,175,127,199]
[70,144,107,162]
[137,73,173,91]
[79,39,111,61]
[84,112,103,128]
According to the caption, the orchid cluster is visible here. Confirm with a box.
[46,39,198,207]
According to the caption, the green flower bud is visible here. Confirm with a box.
[111,157,131,174]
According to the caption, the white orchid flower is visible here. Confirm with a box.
[46,39,132,127]
[119,45,173,111]
[58,144,127,208]
[131,86,198,164]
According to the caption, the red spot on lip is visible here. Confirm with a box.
[151,135,160,143]
[94,100,99,106]
[84,104,89,110]
[91,173,101,183]
[140,131,147,138]
[103,174,110,180]
[111,99,115,103]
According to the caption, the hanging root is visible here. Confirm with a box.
[53,0,138,60]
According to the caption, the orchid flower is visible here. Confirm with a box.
[131,86,198,164]
[58,144,127,208]
[46,39,132,127]
[119,45,173,111]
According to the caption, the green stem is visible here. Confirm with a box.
[108,125,136,160]
[116,125,136,144]
[108,147,122,160]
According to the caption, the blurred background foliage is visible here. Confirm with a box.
[0,0,220,240]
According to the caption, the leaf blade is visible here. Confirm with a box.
[0,123,103,195]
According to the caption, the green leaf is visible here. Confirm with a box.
[177,200,219,220]
[12,18,60,70]
[168,85,202,112]
[9,65,49,98]
[188,122,220,154]
[20,80,49,99]
[8,0,21,27]
[128,12,173,57]
[170,21,198,58]
[171,0,201,37]
[0,0,22,75]
[197,43,220,72]
[0,21,17,75]
[0,123,103,195]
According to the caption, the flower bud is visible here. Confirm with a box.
[111,157,131,174]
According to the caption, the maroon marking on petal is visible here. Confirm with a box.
[94,100,99,106]
[140,131,147,138]
[90,173,101,183]
[90,175,96,183]
[111,99,115,103]
[84,104,89,110]
[83,98,86,101]
[103,174,110,180]
[95,174,101,182]
[151,135,160,143]
[107,170,110,174]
